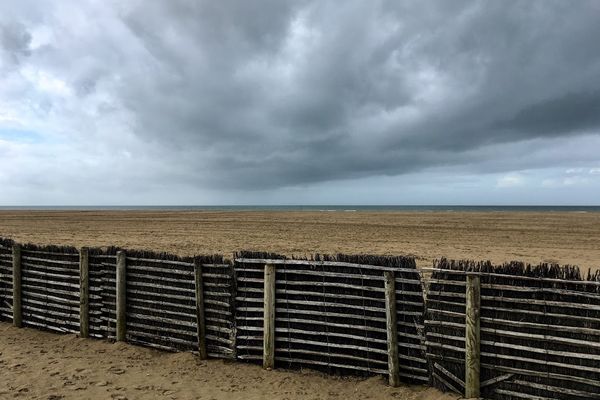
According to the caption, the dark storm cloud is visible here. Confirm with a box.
[0,22,31,66]
[2,0,600,197]
[96,0,600,189]
[496,91,600,136]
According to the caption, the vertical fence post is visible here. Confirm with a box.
[194,257,208,360]
[116,250,127,342]
[79,247,89,338]
[263,263,276,370]
[12,243,22,328]
[384,271,400,387]
[465,273,481,399]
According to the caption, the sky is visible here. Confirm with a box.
[1,0,600,205]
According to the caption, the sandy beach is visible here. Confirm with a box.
[0,210,599,270]
[1,210,598,398]
[0,323,456,400]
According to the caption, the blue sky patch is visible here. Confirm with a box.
[0,129,44,143]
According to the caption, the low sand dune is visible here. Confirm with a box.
[0,323,456,400]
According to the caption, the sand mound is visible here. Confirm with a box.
[0,322,458,400]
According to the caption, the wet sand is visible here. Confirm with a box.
[0,210,599,270]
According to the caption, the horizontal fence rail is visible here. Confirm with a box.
[1,236,600,400]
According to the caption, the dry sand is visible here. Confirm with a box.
[1,210,598,398]
[1,210,599,270]
[0,323,456,400]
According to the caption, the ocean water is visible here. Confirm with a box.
[0,205,599,212]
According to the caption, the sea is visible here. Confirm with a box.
[0,205,598,212]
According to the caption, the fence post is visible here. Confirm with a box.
[12,243,22,328]
[79,247,90,338]
[263,263,276,370]
[465,273,481,399]
[194,258,208,360]
[116,250,127,342]
[384,270,400,387]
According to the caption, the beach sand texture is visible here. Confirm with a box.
[0,323,456,400]
[0,210,599,270]
[1,210,598,398]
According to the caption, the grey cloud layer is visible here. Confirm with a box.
[2,0,600,192]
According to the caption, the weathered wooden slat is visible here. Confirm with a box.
[492,388,557,400]
[428,332,600,363]
[425,267,600,287]
[21,249,78,257]
[485,352,600,375]
[434,362,464,389]
[480,373,514,388]
[126,280,195,294]
[126,330,196,347]
[239,333,425,351]
[20,268,79,281]
[274,317,387,333]
[428,305,600,324]
[21,319,75,333]
[126,257,194,267]
[431,277,600,301]
[20,289,79,306]
[236,258,420,274]
[513,379,600,399]
[21,255,79,266]
[21,283,79,298]
[125,288,195,303]
[126,320,196,336]
[427,317,600,336]
[278,347,388,366]
[21,277,80,290]
[126,271,194,286]
[428,352,600,388]
[274,298,388,314]
[432,371,461,394]
[22,311,79,328]
[21,297,81,312]
[482,327,600,349]
[125,264,193,277]
[20,262,80,275]
[127,312,196,328]
[21,303,81,319]
[237,309,388,324]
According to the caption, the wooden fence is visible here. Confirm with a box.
[0,238,14,322]
[234,252,428,384]
[1,237,600,399]
[0,241,235,359]
[425,260,600,400]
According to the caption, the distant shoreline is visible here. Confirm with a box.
[0,205,599,212]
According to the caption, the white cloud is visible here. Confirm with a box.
[565,168,584,174]
[563,176,590,186]
[496,173,525,188]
